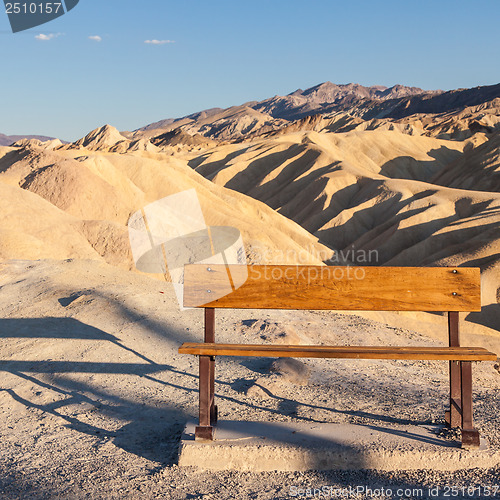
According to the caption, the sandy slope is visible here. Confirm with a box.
[431,131,500,192]
[0,142,331,269]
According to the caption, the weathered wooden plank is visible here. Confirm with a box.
[181,343,490,352]
[178,343,496,361]
[184,265,481,311]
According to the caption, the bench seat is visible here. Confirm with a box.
[179,343,497,361]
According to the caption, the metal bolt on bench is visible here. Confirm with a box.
[179,265,496,449]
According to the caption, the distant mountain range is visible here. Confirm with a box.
[4,81,499,150]
[137,83,428,132]
[0,133,59,147]
[132,81,500,141]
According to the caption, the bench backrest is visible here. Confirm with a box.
[183,265,481,312]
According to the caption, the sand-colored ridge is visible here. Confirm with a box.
[0,183,102,261]
[69,124,130,152]
[0,142,332,269]
[430,131,500,192]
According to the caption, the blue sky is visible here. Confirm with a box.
[1,0,499,141]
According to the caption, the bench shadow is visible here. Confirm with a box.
[204,418,454,450]
[242,379,447,432]
[230,350,449,430]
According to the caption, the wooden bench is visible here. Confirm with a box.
[178,265,496,449]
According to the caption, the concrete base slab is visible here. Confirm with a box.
[178,421,499,471]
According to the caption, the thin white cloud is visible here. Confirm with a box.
[144,39,175,45]
[88,35,102,42]
[35,33,62,41]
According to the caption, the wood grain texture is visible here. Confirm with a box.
[184,265,481,311]
[178,343,497,361]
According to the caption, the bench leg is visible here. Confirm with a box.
[445,360,462,427]
[195,355,215,440]
[209,354,218,425]
[460,361,480,449]
[445,312,462,428]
